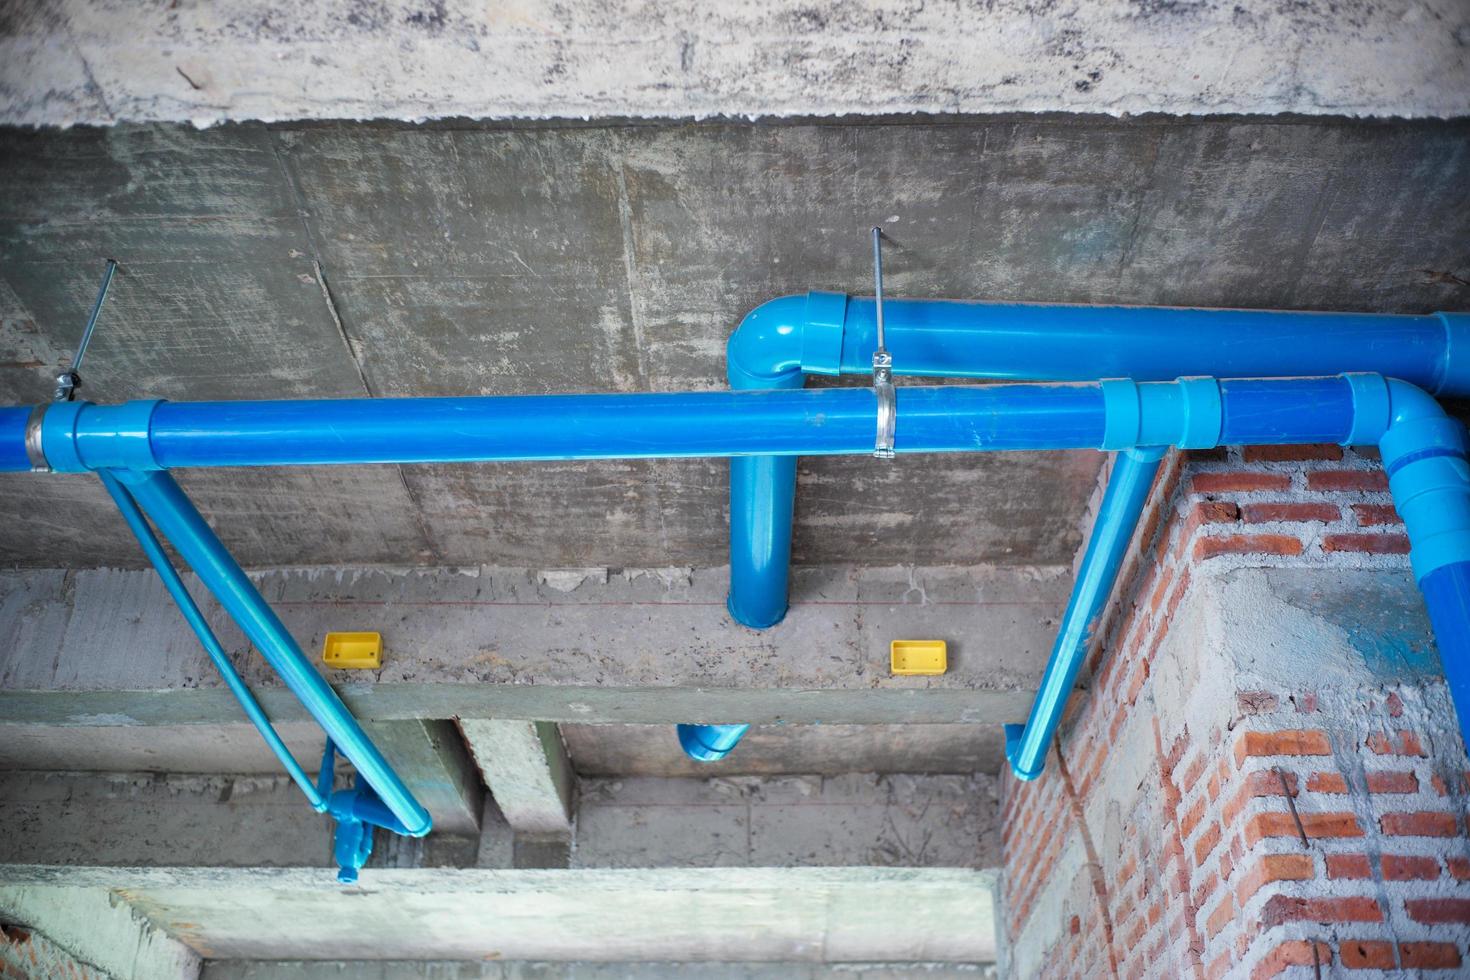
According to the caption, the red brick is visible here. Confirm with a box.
[1322,532,1411,554]
[1365,770,1418,794]
[1326,853,1372,879]
[1352,503,1402,526]
[1307,771,1348,793]
[1250,940,1331,980]
[1179,795,1207,840]
[1193,472,1293,494]
[1193,821,1223,864]
[1244,811,1362,845]
[1195,533,1304,561]
[1205,895,1235,939]
[1235,852,1315,904]
[1380,811,1459,837]
[1223,769,1297,828]
[1192,500,1241,524]
[1306,469,1390,492]
[1365,730,1428,756]
[1242,444,1344,463]
[1406,898,1470,925]
[1235,690,1280,715]
[1399,942,1463,969]
[1239,502,1340,524]
[1448,856,1470,880]
[1259,895,1382,926]
[1234,729,1332,765]
[1381,854,1441,880]
[1339,940,1395,969]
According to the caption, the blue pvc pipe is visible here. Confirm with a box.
[110,468,432,837]
[0,406,27,471]
[1005,447,1166,780]
[677,723,751,762]
[1420,563,1470,749]
[98,469,327,812]
[723,295,1469,631]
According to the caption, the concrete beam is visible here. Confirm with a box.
[2,0,1464,126]
[201,962,997,979]
[0,565,1061,728]
[364,720,483,836]
[0,883,200,980]
[0,866,997,964]
[460,720,574,838]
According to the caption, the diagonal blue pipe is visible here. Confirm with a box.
[108,468,432,837]
[97,469,328,811]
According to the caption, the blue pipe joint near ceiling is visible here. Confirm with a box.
[726,293,846,631]
[677,723,751,762]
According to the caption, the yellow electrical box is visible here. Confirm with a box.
[890,639,947,676]
[322,632,382,669]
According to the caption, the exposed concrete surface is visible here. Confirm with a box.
[461,720,575,838]
[574,774,999,870]
[363,719,483,836]
[1,1,1467,126]
[564,723,1003,777]
[0,564,1064,728]
[0,867,997,963]
[202,962,996,979]
[0,769,997,871]
[0,884,200,980]
[3,116,1468,570]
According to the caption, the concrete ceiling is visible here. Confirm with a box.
[2,115,1468,571]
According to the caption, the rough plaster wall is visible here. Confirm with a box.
[1,0,1467,127]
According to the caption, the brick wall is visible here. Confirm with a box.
[0,923,114,980]
[1001,445,1470,978]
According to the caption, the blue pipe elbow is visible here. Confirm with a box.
[677,723,751,762]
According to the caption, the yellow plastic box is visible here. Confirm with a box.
[322,631,382,669]
[890,639,947,676]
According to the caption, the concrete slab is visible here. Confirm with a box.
[574,774,999,870]
[563,723,1004,777]
[2,117,1467,572]
[0,867,998,964]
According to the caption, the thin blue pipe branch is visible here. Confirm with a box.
[108,468,432,837]
[97,469,327,811]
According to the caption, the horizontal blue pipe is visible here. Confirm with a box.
[1005,447,1166,780]
[15,379,1375,475]
[112,468,432,837]
[831,298,1470,395]
[98,469,327,811]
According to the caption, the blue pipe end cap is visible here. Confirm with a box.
[677,723,751,762]
[1003,723,1044,782]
